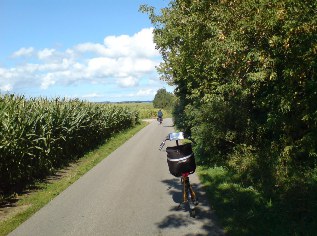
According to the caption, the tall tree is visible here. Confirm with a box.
[153,88,175,109]
[142,2,317,232]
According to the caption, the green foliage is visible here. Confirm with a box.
[153,88,176,110]
[115,102,156,119]
[142,0,317,233]
[198,165,317,235]
[115,102,172,118]
[0,122,147,236]
[0,95,139,191]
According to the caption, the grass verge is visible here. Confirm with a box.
[196,165,317,236]
[0,122,148,236]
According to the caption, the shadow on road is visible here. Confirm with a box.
[163,125,175,128]
[157,178,225,235]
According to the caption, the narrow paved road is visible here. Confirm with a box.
[9,118,224,236]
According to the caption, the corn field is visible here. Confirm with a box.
[0,94,139,191]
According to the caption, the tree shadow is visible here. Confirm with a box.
[0,162,75,219]
[198,169,271,236]
[157,178,226,235]
[0,197,19,209]
[163,125,175,128]
[198,167,317,236]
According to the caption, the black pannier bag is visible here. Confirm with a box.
[165,143,196,177]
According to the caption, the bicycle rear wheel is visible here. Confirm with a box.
[189,199,196,218]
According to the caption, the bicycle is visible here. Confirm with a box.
[159,132,198,217]
[157,116,163,124]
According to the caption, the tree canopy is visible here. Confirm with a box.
[153,88,175,109]
[141,0,317,233]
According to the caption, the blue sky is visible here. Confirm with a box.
[0,0,173,102]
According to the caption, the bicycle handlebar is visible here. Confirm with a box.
[159,132,193,151]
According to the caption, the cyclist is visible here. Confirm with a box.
[157,109,163,124]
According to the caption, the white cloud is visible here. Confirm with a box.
[103,28,159,58]
[74,43,108,55]
[74,27,159,59]
[87,57,115,77]
[131,28,160,57]
[2,28,164,100]
[110,88,157,99]
[86,56,158,80]
[12,47,34,57]
[38,48,56,60]
[136,88,156,96]
[117,76,138,87]
[0,68,9,78]
[0,84,13,91]
[82,93,104,98]
[104,35,132,57]
[133,58,157,73]
[101,88,156,99]
[41,73,56,89]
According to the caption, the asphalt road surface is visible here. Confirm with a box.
[9,118,224,236]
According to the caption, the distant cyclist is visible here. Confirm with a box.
[157,109,163,124]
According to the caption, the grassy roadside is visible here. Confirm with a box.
[0,122,148,236]
[196,165,316,236]
[196,166,268,235]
